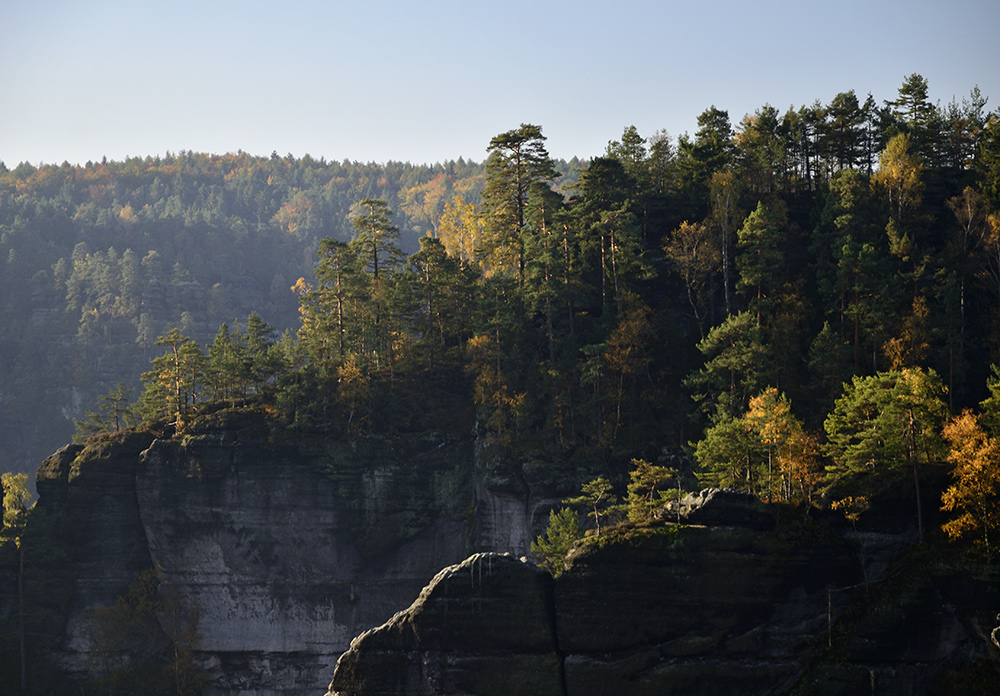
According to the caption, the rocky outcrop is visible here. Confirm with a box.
[33,409,546,696]
[657,486,777,529]
[35,434,159,667]
[327,491,1000,696]
[332,554,561,696]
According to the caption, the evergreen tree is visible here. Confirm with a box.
[686,310,772,424]
[820,90,865,171]
[298,239,367,370]
[480,124,558,282]
[523,180,570,367]
[678,106,735,198]
[137,329,207,425]
[401,236,473,370]
[573,157,649,318]
[736,200,787,319]
[208,322,247,403]
[888,73,940,165]
[351,198,402,282]
[734,104,784,196]
[812,168,899,370]
[606,126,648,176]
[623,458,676,522]
[530,508,581,576]
[824,367,948,541]
[565,477,616,536]
[73,383,137,441]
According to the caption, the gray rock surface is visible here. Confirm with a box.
[328,493,1000,696]
[331,554,561,696]
[658,487,776,529]
[34,410,540,696]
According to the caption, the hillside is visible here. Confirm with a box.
[3,73,1000,695]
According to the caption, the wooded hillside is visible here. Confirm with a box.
[2,75,998,507]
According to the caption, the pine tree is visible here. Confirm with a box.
[530,508,581,576]
[480,124,558,282]
[824,368,948,541]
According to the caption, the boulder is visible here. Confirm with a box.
[658,487,776,530]
[329,554,561,696]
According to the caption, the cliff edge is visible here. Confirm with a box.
[327,491,1000,696]
[33,408,539,696]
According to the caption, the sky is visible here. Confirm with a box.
[2,0,999,167]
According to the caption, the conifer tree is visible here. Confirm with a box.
[824,367,948,541]
[73,382,137,440]
[565,477,616,536]
[530,508,581,576]
[686,310,772,424]
[736,200,787,319]
[480,124,558,282]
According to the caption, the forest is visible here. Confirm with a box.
[2,71,1000,696]
[0,149,581,477]
[2,73,1000,539]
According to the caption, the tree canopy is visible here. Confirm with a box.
[2,74,999,559]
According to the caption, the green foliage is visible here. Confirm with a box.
[565,477,617,535]
[4,85,1000,691]
[1,472,32,544]
[678,106,734,202]
[825,367,949,540]
[3,79,1000,552]
[135,329,208,426]
[400,236,477,371]
[623,458,676,523]
[530,507,582,576]
[0,152,505,475]
[686,310,772,423]
[695,416,756,490]
[73,382,138,442]
[351,198,402,282]
[736,199,787,315]
[480,124,558,280]
[824,368,948,478]
[86,568,207,696]
[694,386,821,504]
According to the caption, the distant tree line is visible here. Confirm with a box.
[65,75,1000,560]
[0,150,590,476]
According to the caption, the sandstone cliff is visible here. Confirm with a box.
[33,408,543,696]
[29,418,1000,696]
[328,491,1000,696]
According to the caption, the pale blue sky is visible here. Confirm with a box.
[2,0,998,167]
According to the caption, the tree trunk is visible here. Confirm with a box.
[913,459,924,544]
[19,542,27,692]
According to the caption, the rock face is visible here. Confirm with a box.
[328,490,1000,696]
[34,422,1000,696]
[34,410,540,696]
[333,554,562,696]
